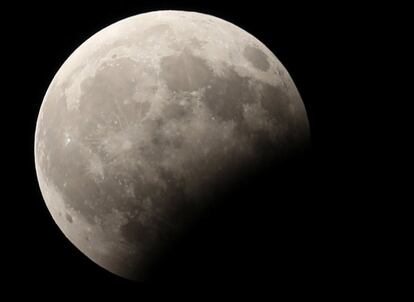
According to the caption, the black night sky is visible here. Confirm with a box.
[3,0,380,295]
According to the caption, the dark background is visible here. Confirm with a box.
[3,0,379,294]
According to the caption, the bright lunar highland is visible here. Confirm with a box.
[35,10,310,280]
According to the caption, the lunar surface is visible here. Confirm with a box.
[35,10,310,280]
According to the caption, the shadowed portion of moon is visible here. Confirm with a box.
[35,10,310,281]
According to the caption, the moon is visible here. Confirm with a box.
[35,10,310,280]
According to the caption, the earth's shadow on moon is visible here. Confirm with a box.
[127,145,312,282]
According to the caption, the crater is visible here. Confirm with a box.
[66,213,73,223]
[243,45,270,71]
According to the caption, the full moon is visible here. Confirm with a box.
[35,11,310,280]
